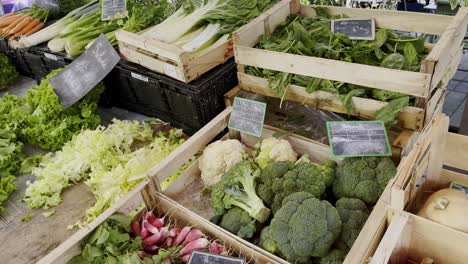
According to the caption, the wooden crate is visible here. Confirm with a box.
[232,1,468,131]
[140,106,401,264]
[114,1,287,83]
[391,113,468,223]
[370,210,468,264]
[38,187,279,264]
[223,86,416,162]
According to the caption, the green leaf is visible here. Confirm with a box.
[403,42,418,67]
[340,89,367,115]
[96,228,110,245]
[381,53,406,70]
[305,78,322,93]
[268,72,291,107]
[82,244,104,261]
[375,96,410,127]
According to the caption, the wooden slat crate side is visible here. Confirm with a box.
[300,5,452,35]
[444,132,468,172]
[424,88,445,125]
[235,46,431,97]
[431,44,466,91]
[263,0,293,35]
[238,72,425,130]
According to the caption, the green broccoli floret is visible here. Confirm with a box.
[258,226,278,254]
[268,192,342,263]
[335,198,370,250]
[318,249,347,264]
[219,207,257,239]
[211,161,271,223]
[332,157,396,204]
[257,161,335,213]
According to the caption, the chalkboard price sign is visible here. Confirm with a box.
[332,18,375,40]
[102,0,128,21]
[35,0,60,10]
[50,34,120,108]
[450,181,468,195]
[188,251,244,264]
[327,121,391,157]
[228,97,266,137]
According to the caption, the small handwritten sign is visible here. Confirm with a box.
[332,18,375,40]
[50,35,120,108]
[35,0,59,10]
[450,181,468,195]
[228,97,266,137]
[327,121,391,157]
[188,251,244,264]
[101,0,128,21]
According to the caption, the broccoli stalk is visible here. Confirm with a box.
[211,162,271,223]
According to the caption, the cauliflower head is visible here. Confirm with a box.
[332,157,396,204]
[257,161,334,213]
[255,137,298,169]
[268,192,342,263]
[335,198,370,250]
[199,139,245,187]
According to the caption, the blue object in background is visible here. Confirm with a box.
[1,0,34,14]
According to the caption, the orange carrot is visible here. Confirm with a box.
[14,18,40,37]
[0,15,20,28]
[24,22,44,36]
[9,16,33,35]
[0,13,16,22]
[1,15,29,36]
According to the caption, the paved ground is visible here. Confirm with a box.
[443,52,468,131]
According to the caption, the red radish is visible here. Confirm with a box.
[143,243,159,252]
[162,258,171,264]
[183,229,204,245]
[131,221,141,236]
[168,227,180,238]
[143,233,164,246]
[174,226,191,246]
[181,254,191,262]
[179,238,210,256]
[166,237,174,247]
[209,241,221,254]
[138,251,154,258]
[141,226,150,239]
[151,217,165,229]
[144,211,157,224]
[143,220,160,234]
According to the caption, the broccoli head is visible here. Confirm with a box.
[268,192,342,262]
[219,207,256,239]
[257,161,335,213]
[258,226,278,254]
[332,157,396,204]
[318,248,347,264]
[211,161,271,223]
[335,198,370,250]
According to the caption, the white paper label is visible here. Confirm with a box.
[131,72,149,82]
[164,64,178,79]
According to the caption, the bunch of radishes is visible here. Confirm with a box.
[131,211,229,262]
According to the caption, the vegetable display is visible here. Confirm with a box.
[0,5,49,39]
[142,0,278,54]
[246,11,429,125]
[0,54,18,90]
[71,210,230,263]
[206,137,397,263]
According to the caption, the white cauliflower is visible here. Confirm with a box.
[255,137,298,169]
[199,139,245,187]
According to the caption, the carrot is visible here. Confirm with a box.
[0,15,21,28]
[0,13,16,22]
[13,18,39,37]
[8,16,33,36]
[0,15,27,34]
[24,22,44,36]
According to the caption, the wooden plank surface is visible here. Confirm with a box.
[370,211,408,264]
[444,132,468,171]
[235,46,431,97]
[301,5,452,35]
[239,72,425,130]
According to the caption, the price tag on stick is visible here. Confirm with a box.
[50,34,120,108]
[332,18,375,40]
[450,181,468,195]
[188,251,244,264]
[327,121,392,158]
[228,97,266,137]
[101,0,128,21]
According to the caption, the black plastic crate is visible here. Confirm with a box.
[104,59,238,135]
[21,44,71,80]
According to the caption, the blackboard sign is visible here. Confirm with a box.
[228,97,266,137]
[35,0,60,10]
[50,34,120,108]
[332,18,375,40]
[188,251,244,264]
[327,121,391,157]
[450,181,468,195]
[101,0,128,21]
